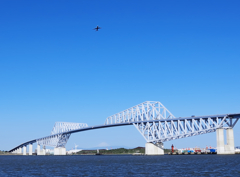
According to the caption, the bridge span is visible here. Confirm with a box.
[9,101,240,155]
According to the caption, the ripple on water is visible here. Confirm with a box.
[0,155,240,176]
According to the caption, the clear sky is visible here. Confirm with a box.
[0,0,240,151]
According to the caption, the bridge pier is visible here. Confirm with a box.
[54,147,66,155]
[145,142,164,155]
[18,147,22,154]
[37,144,46,155]
[37,145,46,155]
[216,128,235,154]
[29,144,33,155]
[41,148,46,155]
[23,145,27,155]
[37,144,40,155]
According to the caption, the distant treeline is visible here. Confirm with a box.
[0,150,10,154]
[76,147,172,155]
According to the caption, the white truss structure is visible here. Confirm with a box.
[104,101,240,145]
[51,122,88,134]
[133,115,239,144]
[37,122,88,148]
[105,101,174,125]
[36,133,71,148]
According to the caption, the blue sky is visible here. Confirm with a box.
[0,0,240,151]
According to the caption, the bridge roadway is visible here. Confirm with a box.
[9,113,240,152]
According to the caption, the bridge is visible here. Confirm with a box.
[9,101,240,155]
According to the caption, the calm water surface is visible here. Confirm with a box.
[0,155,240,176]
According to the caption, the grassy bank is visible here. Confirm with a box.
[76,147,172,155]
[0,150,11,155]
[77,147,145,155]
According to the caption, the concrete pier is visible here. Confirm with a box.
[54,147,66,155]
[23,146,27,155]
[216,128,235,154]
[29,144,33,155]
[216,128,225,154]
[145,142,164,155]
[225,128,235,154]
[37,145,41,155]
[18,147,22,154]
[36,145,47,155]
[40,149,46,155]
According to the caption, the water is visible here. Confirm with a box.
[0,155,240,176]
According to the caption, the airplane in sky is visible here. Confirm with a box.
[93,25,101,31]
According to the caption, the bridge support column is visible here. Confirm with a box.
[216,129,225,154]
[145,142,164,155]
[18,147,22,154]
[216,128,235,154]
[23,146,27,155]
[29,144,33,155]
[37,145,46,155]
[41,148,46,155]
[225,128,235,154]
[54,147,66,155]
[37,144,41,155]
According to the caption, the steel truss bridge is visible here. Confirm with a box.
[9,101,240,152]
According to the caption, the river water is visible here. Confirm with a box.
[0,155,240,176]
